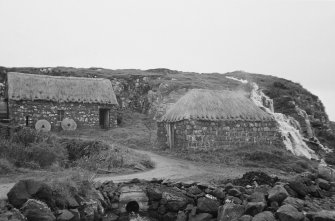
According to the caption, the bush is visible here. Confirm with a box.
[12,127,46,146]
[325,152,335,166]
[0,158,15,174]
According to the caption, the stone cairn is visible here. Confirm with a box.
[1,169,335,221]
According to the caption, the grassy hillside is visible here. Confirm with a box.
[0,66,333,149]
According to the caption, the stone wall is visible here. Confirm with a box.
[8,100,117,130]
[158,119,282,149]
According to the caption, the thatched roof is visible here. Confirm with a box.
[160,89,273,122]
[7,72,118,105]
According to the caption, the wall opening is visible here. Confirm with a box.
[126,201,139,213]
[99,108,110,129]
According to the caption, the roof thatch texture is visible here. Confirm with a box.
[7,72,118,105]
[160,89,273,122]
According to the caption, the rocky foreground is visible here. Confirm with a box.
[1,166,335,221]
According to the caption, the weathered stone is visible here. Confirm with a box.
[217,204,245,221]
[176,211,187,221]
[309,210,335,221]
[248,192,266,203]
[7,180,53,209]
[252,211,276,221]
[268,185,289,203]
[212,188,225,200]
[228,188,242,197]
[187,186,203,195]
[158,205,166,215]
[162,212,177,221]
[318,165,335,182]
[282,197,305,211]
[56,210,74,221]
[188,213,213,221]
[20,199,55,221]
[288,181,308,198]
[276,204,305,221]
[238,215,253,221]
[166,200,187,212]
[245,202,266,216]
[197,197,220,214]
[317,178,331,191]
[147,187,163,201]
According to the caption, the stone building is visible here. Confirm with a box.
[5,72,118,130]
[157,89,281,149]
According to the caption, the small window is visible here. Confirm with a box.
[57,110,65,121]
[25,116,29,126]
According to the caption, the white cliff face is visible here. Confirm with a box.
[249,83,317,159]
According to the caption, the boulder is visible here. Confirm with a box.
[187,186,203,195]
[312,210,335,221]
[188,213,213,221]
[212,188,225,200]
[176,211,187,221]
[248,192,266,203]
[238,215,253,221]
[317,178,331,191]
[197,197,220,214]
[245,202,266,216]
[268,185,289,203]
[166,200,187,212]
[318,165,335,182]
[288,181,308,198]
[252,211,275,221]
[147,186,163,201]
[20,199,56,221]
[56,210,74,221]
[7,180,53,209]
[276,204,305,221]
[217,204,245,221]
[228,188,242,197]
[162,212,177,221]
[282,197,305,211]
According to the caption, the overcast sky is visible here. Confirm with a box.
[0,0,334,120]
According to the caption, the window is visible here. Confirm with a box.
[57,110,65,121]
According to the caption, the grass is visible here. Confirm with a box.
[155,144,318,173]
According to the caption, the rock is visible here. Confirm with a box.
[317,178,331,191]
[248,192,266,203]
[276,204,305,221]
[197,197,220,214]
[187,186,203,195]
[176,211,187,221]
[162,212,177,221]
[306,185,322,198]
[282,197,305,211]
[188,213,213,221]
[7,180,53,209]
[318,165,335,182]
[166,200,187,212]
[245,202,266,216]
[225,183,234,191]
[228,188,242,197]
[20,199,55,221]
[0,208,26,221]
[212,188,225,200]
[252,211,276,221]
[158,205,166,215]
[217,204,245,221]
[268,185,289,203]
[238,215,253,221]
[102,213,118,221]
[284,184,299,198]
[288,180,308,198]
[310,210,335,221]
[147,187,163,201]
[254,185,271,195]
[56,210,74,221]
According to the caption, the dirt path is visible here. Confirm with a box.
[0,148,253,200]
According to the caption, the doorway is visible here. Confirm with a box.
[99,109,110,129]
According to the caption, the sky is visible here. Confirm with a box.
[0,0,334,120]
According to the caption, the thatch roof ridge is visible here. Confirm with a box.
[160,89,273,122]
[7,72,118,105]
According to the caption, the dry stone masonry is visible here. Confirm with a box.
[158,120,281,149]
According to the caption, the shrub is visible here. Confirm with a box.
[12,127,45,146]
[0,158,15,174]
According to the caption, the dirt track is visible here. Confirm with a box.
[0,149,254,200]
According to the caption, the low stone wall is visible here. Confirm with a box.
[8,100,117,130]
[2,170,335,221]
[158,119,282,149]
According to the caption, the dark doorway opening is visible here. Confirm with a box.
[126,201,139,213]
[99,109,110,129]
